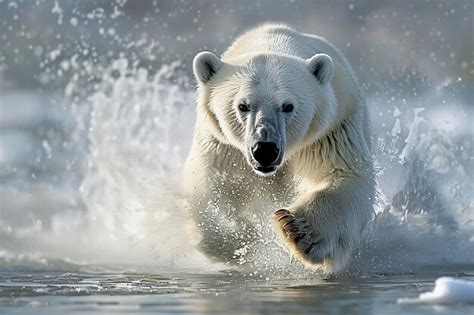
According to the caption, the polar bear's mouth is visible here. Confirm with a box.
[255,165,277,174]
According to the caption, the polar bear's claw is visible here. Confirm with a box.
[273,209,305,243]
[273,209,328,265]
[273,209,292,220]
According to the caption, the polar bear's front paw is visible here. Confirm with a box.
[272,209,303,243]
[272,209,330,266]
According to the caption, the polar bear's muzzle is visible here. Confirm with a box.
[249,141,283,176]
[246,111,285,176]
[252,142,280,166]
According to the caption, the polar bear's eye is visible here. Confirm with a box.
[282,103,294,113]
[238,104,250,112]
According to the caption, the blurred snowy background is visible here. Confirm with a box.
[0,0,472,271]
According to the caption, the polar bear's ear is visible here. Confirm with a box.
[306,53,334,85]
[193,51,222,84]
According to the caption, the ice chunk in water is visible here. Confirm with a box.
[398,277,474,305]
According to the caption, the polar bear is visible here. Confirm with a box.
[184,24,375,273]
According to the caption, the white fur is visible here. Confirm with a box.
[184,24,375,273]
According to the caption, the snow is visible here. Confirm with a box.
[398,277,474,305]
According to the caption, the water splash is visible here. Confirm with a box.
[66,59,222,270]
[353,97,474,273]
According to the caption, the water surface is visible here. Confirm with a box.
[1,264,473,314]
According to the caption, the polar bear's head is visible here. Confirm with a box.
[193,52,336,176]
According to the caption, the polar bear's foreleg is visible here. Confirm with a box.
[272,174,374,272]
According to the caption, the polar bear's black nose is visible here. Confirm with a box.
[252,142,280,166]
